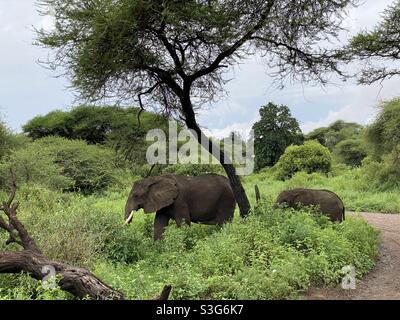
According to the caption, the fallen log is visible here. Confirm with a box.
[0,169,170,300]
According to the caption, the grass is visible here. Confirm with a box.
[0,170,382,300]
[243,170,400,214]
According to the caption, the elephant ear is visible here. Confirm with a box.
[143,177,179,213]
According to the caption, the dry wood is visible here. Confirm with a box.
[0,169,171,300]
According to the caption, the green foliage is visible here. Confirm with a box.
[361,147,400,191]
[348,0,400,84]
[335,138,368,167]
[162,164,224,176]
[243,169,400,214]
[0,120,11,160]
[252,103,304,170]
[23,105,169,166]
[0,121,28,163]
[306,120,364,151]
[94,206,378,300]
[0,169,385,300]
[365,98,400,157]
[1,137,118,194]
[276,141,332,180]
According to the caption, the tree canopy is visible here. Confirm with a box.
[37,0,358,217]
[23,105,169,164]
[252,103,303,170]
[306,120,363,151]
[365,97,400,157]
[348,0,400,84]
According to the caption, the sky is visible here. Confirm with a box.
[0,0,399,139]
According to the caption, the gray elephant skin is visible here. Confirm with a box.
[124,174,236,240]
[275,188,345,222]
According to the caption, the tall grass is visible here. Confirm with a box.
[243,169,400,213]
[0,181,380,300]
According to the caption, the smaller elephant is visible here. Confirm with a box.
[124,174,236,240]
[275,188,345,222]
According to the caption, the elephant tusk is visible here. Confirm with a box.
[124,211,134,226]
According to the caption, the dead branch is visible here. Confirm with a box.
[0,170,171,300]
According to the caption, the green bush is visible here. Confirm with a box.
[335,139,368,167]
[94,205,379,300]
[276,141,332,180]
[362,146,400,190]
[0,177,381,300]
[306,121,364,151]
[1,137,119,194]
[366,98,400,157]
[23,105,169,166]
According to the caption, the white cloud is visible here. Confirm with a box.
[301,78,400,133]
[204,117,258,140]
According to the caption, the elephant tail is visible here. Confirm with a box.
[255,185,261,203]
[342,206,346,221]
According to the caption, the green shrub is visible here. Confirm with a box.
[23,106,170,166]
[0,179,380,300]
[94,205,379,300]
[335,139,368,167]
[1,136,119,194]
[366,98,400,157]
[276,141,332,180]
[362,146,400,190]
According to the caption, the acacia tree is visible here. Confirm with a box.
[349,0,400,84]
[37,0,356,217]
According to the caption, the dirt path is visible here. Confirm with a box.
[306,212,400,300]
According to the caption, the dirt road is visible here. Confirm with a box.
[306,212,400,300]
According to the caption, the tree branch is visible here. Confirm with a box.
[188,1,275,82]
[0,171,172,300]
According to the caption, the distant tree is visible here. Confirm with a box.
[37,0,357,217]
[306,120,363,151]
[335,138,368,167]
[348,0,400,84]
[252,103,303,170]
[23,106,168,165]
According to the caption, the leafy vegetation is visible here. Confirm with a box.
[253,103,304,170]
[0,137,121,194]
[306,120,364,151]
[0,182,380,300]
[348,0,400,84]
[4,94,400,300]
[275,141,332,180]
[23,106,169,166]
[335,139,368,167]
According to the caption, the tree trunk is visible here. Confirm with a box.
[0,171,171,301]
[0,250,125,300]
[180,96,251,217]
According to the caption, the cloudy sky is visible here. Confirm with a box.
[1,0,399,138]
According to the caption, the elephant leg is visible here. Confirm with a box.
[173,205,191,227]
[154,211,170,241]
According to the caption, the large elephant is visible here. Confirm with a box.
[275,188,345,222]
[124,174,236,240]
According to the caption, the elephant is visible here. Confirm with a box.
[124,174,236,240]
[275,188,345,222]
